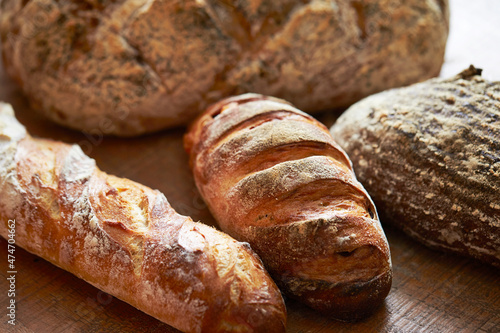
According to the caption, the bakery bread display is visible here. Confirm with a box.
[0,0,449,136]
[331,66,500,268]
[0,102,287,333]
[184,94,392,321]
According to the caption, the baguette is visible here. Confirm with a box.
[0,102,286,333]
[184,94,392,321]
[331,66,500,267]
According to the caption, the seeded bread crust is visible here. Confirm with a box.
[1,0,448,136]
[331,66,500,267]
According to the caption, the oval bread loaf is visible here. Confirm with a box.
[185,94,392,321]
[331,66,500,267]
[1,0,448,136]
[0,102,287,333]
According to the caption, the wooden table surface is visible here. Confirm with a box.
[1,1,499,332]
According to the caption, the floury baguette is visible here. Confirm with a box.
[0,102,286,333]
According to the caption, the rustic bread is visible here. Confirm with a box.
[184,94,392,321]
[0,102,287,333]
[1,0,448,136]
[331,66,500,268]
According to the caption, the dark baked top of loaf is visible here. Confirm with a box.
[335,66,499,196]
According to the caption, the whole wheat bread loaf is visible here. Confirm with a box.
[331,66,500,267]
[1,0,448,136]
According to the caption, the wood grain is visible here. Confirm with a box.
[1,1,500,331]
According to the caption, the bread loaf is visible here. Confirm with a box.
[0,102,286,333]
[184,94,392,321]
[0,0,449,136]
[331,66,500,267]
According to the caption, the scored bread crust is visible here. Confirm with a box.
[0,102,286,333]
[185,94,392,321]
[1,0,448,136]
[331,66,500,268]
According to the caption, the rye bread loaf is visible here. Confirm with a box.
[1,0,448,136]
[331,66,500,267]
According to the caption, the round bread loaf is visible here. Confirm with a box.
[331,66,500,267]
[1,0,448,136]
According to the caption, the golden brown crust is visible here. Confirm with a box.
[185,94,392,321]
[331,66,500,268]
[1,0,448,136]
[0,103,286,333]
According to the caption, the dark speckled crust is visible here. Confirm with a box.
[185,94,392,321]
[331,66,500,268]
[1,0,448,136]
